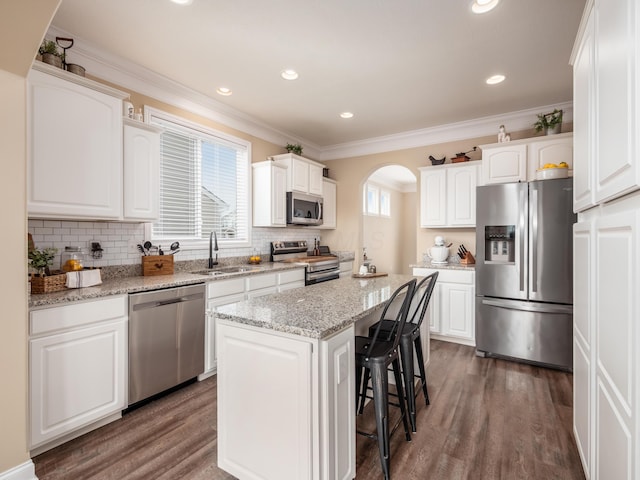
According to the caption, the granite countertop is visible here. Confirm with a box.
[28,262,304,309]
[215,273,416,340]
[410,261,476,271]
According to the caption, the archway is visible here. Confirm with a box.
[362,165,417,275]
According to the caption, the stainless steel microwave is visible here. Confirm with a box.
[286,191,323,226]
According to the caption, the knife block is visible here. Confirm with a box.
[142,255,174,276]
[460,252,476,265]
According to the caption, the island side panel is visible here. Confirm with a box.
[217,320,314,480]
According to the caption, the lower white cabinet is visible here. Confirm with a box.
[217,320,355,480]
[201,269,305,378]
[413,267,475,345]
[29,296,127,452]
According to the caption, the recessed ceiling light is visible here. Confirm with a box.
[486,74,505,85]
[281,69,299,80]
[340,112,354,119]
[216,87,232,96]
[472,0,499,14]
[170,0,193,5]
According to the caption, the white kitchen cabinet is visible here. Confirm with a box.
[253,161,287,227]
[29,296,127,453]
[217,320,355,480]
[277,268,305,292]
[200,269,305,378]
[413,267,475,345]
[572,5,595,213]
[272,153,325,196]
[480,133,573,185]
[27,63,127,220]
[123,119,162,221]
[318,178,337,229]
[419,162,479,228]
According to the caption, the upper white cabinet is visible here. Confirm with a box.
[123,119,162,221]
[252,161,287,227]
[318,178,337,229]
[419,162,479,228]
[271,153,325,196]
[480,133,574,185]
[27,64,127,220]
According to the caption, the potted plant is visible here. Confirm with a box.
[285,143,303,155]
[28,246,58,276]
[39,40,64,69]
[534,109,563,135]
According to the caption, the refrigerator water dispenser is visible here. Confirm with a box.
[484,225,515,264]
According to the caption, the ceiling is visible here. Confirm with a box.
[49,0,585,151]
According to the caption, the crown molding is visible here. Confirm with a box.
[46,26,571,163]
[319,101,573,161]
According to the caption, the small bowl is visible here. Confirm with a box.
[536,167,568,180]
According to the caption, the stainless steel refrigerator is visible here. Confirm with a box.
[475,178,576,370]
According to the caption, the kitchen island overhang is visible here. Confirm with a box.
[214,274,418,480]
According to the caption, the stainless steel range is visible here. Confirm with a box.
[270,241,340,285]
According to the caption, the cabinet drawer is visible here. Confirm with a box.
[246,273,277,291]
[30,296,127,336]
[278,268,305,285]
[207,278,245,299]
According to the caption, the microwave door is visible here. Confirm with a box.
[475,182,528,300]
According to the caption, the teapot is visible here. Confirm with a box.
[427,236,450,263]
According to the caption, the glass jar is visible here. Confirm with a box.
[61,246,84,272]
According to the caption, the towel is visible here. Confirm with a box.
[66,269,102,288]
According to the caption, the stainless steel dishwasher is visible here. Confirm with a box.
[128,283,205,405]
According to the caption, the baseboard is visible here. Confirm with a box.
[0,461,38,480]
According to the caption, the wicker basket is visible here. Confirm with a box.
[31,272,67,294]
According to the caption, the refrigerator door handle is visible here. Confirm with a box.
[530,187,538,293]
[481,298,573,315]
[518,186,527,293]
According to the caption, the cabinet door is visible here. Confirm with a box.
[420,168,446,227]
[217,321,313,480]
[205,293,246,373]
[272,165,287,226]
[27,69,123,220]
[319,179,337,229]
[527,134,574,180]
[440,283,474,340]
[573,8,595,212]
[595,0,640,203]
[30,319,126,448]
[482,144,527,184]
[123,123,160,221]
[447,165,477,226]
[428,284,441,334]
[593,197,638,480]
[291,157,310,193]
[308,163,324,196]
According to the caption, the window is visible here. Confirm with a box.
[363,182,391,217]
[147,107,250,246]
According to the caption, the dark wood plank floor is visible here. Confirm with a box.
[34,340,586,480]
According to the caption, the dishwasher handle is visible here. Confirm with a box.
[131,292,204,311]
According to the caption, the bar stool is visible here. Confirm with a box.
[362,272,438,432]
[354,278,416,480]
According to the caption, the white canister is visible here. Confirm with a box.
[359,265,369,275]
[123,100,134,118]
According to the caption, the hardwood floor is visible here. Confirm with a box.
[33,340,586,480]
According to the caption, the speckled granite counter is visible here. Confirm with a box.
[215,273,416,339]
[410,261,476,271]
[28,262,303,309]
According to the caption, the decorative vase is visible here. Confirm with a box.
[545,124,562,135]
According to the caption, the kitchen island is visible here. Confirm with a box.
[214,274,417,480]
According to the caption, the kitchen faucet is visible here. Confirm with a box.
[208,231,219,268]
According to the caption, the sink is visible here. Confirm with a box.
[191,265,265,277]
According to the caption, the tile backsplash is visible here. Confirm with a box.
[28,219,324,271]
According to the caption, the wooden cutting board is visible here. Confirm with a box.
[352,272,388,278]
